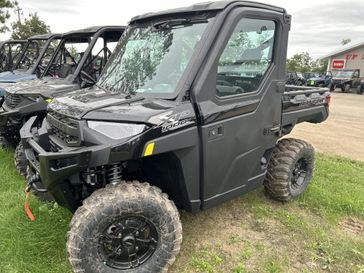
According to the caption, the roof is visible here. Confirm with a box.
[28,33,61,40]
[321,40,364,60]
[131,0,286,23]
[63,26,125,37]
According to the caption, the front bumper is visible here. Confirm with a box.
[21,116,142,211]
[0,97,48,128]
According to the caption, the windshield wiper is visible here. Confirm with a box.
[153,18,208,30]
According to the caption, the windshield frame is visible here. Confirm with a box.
[335,70,354,78]
[27,36,61,74]
[13,39,44,71]
[41,33,94,80]
[96,13,217,100]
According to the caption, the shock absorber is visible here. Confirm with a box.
[107,163,123,184]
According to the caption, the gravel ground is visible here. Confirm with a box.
[289,92,364,162]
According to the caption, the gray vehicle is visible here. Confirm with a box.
[0,39,26,73]
[21,1,330,272]
[0,33,62,92]
[0,26,125,176]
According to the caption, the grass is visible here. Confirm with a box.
[0,150,363,273]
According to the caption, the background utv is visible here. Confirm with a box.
[0,26,125,180]
[21,1,330,273]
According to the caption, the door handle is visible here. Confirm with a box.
[208,125,223,140]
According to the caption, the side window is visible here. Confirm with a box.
[216,18,276,97]
[353,70,359,78]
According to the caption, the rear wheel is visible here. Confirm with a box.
[264,138,315,201]
[15,143,27,176]
[67,181,182,273]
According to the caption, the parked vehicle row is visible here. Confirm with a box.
[0,1,331,273]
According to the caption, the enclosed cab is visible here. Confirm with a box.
[0,40,26,73]
[21,2,330,273]
[0,26,125,151]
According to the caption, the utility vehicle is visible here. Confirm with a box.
[21,1,330,272]
[0,26,125,178]
[0,34,61,84]
[307,71,332,87]
[0,39,26,74]
[0,33,62,94]
[331,69,362,92]
[286,71,306,86]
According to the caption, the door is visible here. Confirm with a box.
[193,8,289,209]
[352,70,361,88]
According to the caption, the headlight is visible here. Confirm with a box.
[87,121,146,140]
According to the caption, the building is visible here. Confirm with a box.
[321,41,364,76]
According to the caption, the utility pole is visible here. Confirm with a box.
[14,3,22,23]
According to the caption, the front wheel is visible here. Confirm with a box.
[357,85,364,94]
[344,84,351,92]
[264,138,315,202]
[67,181,182,273]
[0,134,11,149]
[329,83,336,91]
[15,143,27,176]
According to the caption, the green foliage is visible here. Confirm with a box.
[191,249,223,273]
[0,0,13,33]
[11,12,50,39]
[0,148,363,273]
[299,154,364,219]
[286,52,327,73]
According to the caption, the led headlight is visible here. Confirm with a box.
[87,121,146,140]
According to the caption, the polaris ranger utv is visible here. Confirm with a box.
[0,26,125,175]
[0,39,26,79]
[0,34,61,99]
[21,1,330,272]
[0,33,62,93]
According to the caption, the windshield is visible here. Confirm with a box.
[98,18,211,96]
[336,70,353,78]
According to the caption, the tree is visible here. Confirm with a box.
[341,38,351,46]
[0,0,13,33]
[286,52,327,74]
[11,12,50,39]
[286,52,313,73]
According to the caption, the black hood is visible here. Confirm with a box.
[48,86,179,125]
[5,76,77,97]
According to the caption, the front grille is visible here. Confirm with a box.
[4,93,21,109]
[47,109,81,146]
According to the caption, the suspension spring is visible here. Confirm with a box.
[107,163,123,184]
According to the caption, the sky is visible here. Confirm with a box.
[2,0,363,59]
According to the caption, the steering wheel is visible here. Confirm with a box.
[80,70,96,87]
[45,63,62,77]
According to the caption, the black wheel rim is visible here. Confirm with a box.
[99,215,159,270]
[291,158,308,190]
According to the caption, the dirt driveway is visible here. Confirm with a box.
[289,92,364,162]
